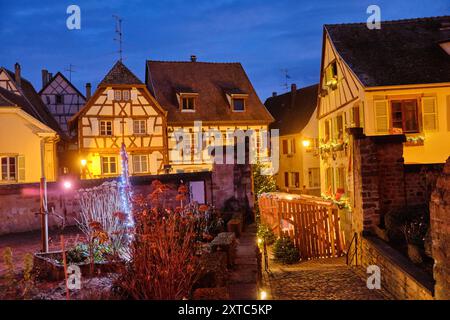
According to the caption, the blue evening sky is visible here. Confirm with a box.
[0,0,448,101]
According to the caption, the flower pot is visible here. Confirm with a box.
[407,244,423,264]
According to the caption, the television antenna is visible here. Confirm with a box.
[65,64,76,82]
[113,15,123,61]
[281,68,291,91]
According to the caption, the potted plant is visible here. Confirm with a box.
[401,219,427,264]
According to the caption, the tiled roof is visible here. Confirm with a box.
[146,60,274,124]
[99,60,143,86]
[264,84,319,136]
[1,68,63,135]
[325,16,450,87]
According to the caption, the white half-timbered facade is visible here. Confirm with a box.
[70,61,168,179]
[39,72,86,137]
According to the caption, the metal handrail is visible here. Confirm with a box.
[346,232,358,266]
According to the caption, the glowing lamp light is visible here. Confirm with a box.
[302,139,311,148]
[257,238,263,245]
[260,290,268,300]
[63,181,72,190]
[80,159,87,167]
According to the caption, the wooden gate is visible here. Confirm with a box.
[259,193,345,259]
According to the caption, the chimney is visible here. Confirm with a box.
[85,83,91,100]
[272,92,277,97]
[291,83,297,93]
[290,83,297,108]
[41,69,49,88]
[14,63,21,87]
[190,55,197,62]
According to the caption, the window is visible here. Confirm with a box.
[114,90,122,101]
[282,139,288,155]
[132,155,148,174]
[290,172,300,188]
[324,61,338,90]
[101,156,117,175]
[282,138,295,155]
[325,167,334,194]
[55,94,63,104]
[133,119,146,135]
[100,120,113,136]
[335,167,346,194]
[391,100,419,133]
[324,120,331,142]
[284,172,289,188]
[351,104,360,127]
[335,114,344,140]
[232,98,245,111]
[182,97,195,111]
[122,90,130,101]
[1,157,16,181]
[308,168,320,188]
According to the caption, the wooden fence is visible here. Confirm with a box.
[259,193,345,260]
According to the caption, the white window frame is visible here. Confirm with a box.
[122,90,130,101]
[308,168,320,188]
[232,98,245,112]
[114,90,122,101]
[1,156,17,181]
[101,156,117,175]
[100,120,113,136]
[133,119,147,135]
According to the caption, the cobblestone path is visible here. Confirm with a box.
[263,256,391,300]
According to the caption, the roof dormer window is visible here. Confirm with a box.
[227,93,248,112]
[178,93,198,112]
[232,98,245,111]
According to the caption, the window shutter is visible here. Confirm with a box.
[131,90,138,101]
[422,97,438,131]
[18,156,25,181]
[374,100,388,133]
[107,89,114,101]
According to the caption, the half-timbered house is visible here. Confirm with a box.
[146,57,274,173]
[70,61,168,179]
[39,71,86,138]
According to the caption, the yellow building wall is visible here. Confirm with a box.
[363,86,450,164]
[0,110,58,184]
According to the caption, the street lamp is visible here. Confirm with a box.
[63,180,72,190]
[302,139,311,148]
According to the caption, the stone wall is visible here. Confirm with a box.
[430,157,450,300]
[405,164,443,207]
[351,131,406,233]
[0,172,213,236]
[360,235,434,300]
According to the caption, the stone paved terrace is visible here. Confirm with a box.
[263,255,393,300]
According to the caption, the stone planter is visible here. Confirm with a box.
[227,219,242,238]
[33,251,122,281]
[210,232,237,268]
